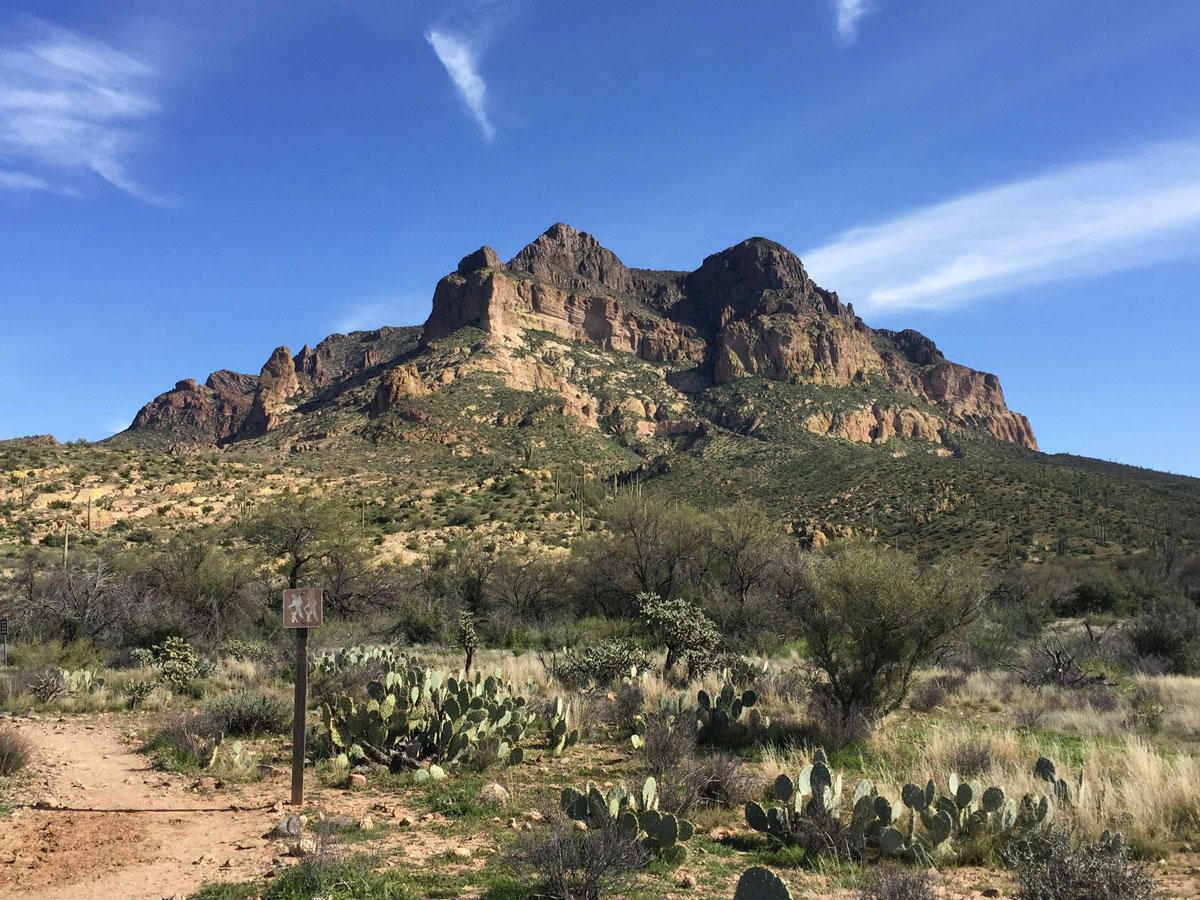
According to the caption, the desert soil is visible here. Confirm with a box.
[0,716,287,899]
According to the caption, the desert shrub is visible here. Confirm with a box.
[122,679,156,708]
[20,667,67,703]
[636,591,721,678]
[1126,595,1200,675]
[204,690,291,737]
[613,682,645,730]
[858,866,937,900]
[0,725,34,776]
[633,708,698,786]
[946,738,993,777]
[507,816,650,900]
[1009,829,1158,900]
[692,750,758,809]
[909,672,967,712]
[308,663,375,713]
[803,687,872,752]
[446,505,478,527]
[545,640,651,687]
[219,639,277,664]
[147,710,221,770]
[776,543,985,721]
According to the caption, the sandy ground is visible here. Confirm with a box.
[0,717,283,900]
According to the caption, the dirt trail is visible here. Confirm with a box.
[0,717,282,900]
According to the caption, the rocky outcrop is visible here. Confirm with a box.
[235,346,301,439]
[128,369,259,446]
[507,222,638,294]
[804,404,944,444]
[419,224,1036,450]
[421,234,705,365]
[369,364,427,418]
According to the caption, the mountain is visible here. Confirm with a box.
[119,224,1035,454]
[78,224,1196,565]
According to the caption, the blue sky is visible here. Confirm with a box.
[1,0,1198,475]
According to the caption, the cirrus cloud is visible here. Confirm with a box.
[0,21,160,199]
[426,29,494,141]
[802,140,1200,314]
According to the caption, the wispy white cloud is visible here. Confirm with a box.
[0,169,48,191]
[802,140,1200,314]
[426,29,495,141]
[0,21,160,199]
[832,0,874,42]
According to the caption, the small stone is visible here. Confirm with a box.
[358,815,374,830]
[193,853,215,865]
[264,816,303,840]
[526,809,544,821]
[981,891,1001,899]
[573,820,588,832]
[271,801,285,813]
[507,817,519,829]
[453,847,472,859]
[477,782,510,805]
[34,796,59,810]
[192,777,220,791]
[289,839,316,857]
[220,859,233,869]
[677,873,697,889]
[347,773,367,788]
[521,821,532,831]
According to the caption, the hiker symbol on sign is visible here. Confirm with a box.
[283,588,323,627]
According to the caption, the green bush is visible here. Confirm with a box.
[205,691,291,737]
[1126,595,1200,675]
[776,543,985,720]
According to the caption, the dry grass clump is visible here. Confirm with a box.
[866,725,1200,853]
[0,724,35,776]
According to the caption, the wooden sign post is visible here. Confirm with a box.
[283,588,323,805]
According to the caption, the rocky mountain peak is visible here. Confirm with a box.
[457,246,503,273]
[506,223,636,294]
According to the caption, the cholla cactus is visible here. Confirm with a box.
[635,592,721,677]
[458,611,479,675]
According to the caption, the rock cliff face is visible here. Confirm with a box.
[420,224,1037,450]
[120,225,1035,453]
[124,327,420,446]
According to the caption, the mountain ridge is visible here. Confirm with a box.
[117,224,1034,454]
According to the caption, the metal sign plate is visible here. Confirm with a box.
[282,588,323,628]
[0,618,7,635]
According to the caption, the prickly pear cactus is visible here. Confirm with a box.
[320,655,535,775]
[546,696,580,756]
[734,866,792,900]
[559,775,693,863]
[696,682,769,743]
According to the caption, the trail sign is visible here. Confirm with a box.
[284,587,322,806]
[0,618,7,635]
[283,588,323,628]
